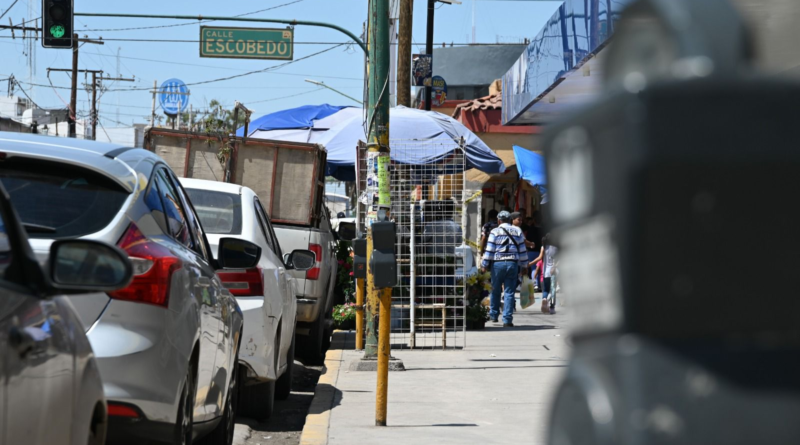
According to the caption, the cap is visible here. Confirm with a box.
[509,212,521,220]
[497,210,511,221]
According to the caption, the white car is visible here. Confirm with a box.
[181,178,300,419]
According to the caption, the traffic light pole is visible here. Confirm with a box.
[70,34,78,137]
[74,13,367,55]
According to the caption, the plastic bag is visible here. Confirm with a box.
[519,276,535,309]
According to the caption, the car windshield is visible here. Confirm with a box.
[0,157,129,239]
[184,188,242,235]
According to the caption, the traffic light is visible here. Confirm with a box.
[42,0,73,48]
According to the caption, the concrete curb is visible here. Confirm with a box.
[299,331,349,445]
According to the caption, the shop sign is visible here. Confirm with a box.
[431,75,447,107]
[412,54,432,87]
[200,26,294,60]
[159,78,189,115]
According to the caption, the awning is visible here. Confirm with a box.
[513,145,546,187]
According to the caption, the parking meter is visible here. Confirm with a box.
[370,221,397,288]
[352,238,367,279]
[545,1,800,444]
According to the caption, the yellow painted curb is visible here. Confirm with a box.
[299,331,348,445]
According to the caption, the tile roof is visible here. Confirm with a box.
[452,93,502,120]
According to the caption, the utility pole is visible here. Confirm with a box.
[397,0,413,107]
[425,0,434,111]
[365,0,393,428]
[91,72,97,139]
[70,34,78,137]
[150,80,157,127]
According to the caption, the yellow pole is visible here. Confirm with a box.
[355,278,365,350]
[375,287,392,426]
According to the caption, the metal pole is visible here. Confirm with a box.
[410,202,416,348]
[91,72,97,140]
[74,13,368,55]
[425,0,434,111]
[356,278,365,350]
[150,80,157,127]
[70,33,78,138]
[397,0,413,107]
[364,0,393,428]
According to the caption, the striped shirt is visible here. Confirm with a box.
[481,223,528,268]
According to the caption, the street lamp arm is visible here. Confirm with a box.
[74,12,368,55]
[304,79,362,105]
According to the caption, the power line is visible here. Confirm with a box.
[81,50,364,81]
[16,43,348,92]
[81,0,305,32]
[0,0,20,21]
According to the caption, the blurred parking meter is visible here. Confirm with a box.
[544,0,800,444]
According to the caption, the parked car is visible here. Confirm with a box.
[273,207,339,364]
[0,180,133,445]
[0,132,262,444]
[181,178,312,419]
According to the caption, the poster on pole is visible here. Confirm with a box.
[431,76,447,107]
[412,54,432,87]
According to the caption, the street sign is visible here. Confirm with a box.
[159,79,189,115]
[431,76,447,106]
[200,26,294,60]
[412,54,432,87]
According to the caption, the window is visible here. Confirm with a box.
[255,198,282,258]
[153,169,193,250]
[184,188,243,235]
[169,171,211,262]
[0,208,11,278]
[0,157,129,239]
[144,180,169,235]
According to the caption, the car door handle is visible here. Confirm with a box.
[9,326,35,358]
[198,277,212,288]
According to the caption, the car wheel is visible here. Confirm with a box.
[174,362,196,445]
[237,368,275,420]
[197,360,239,445]
[300,316,328,366]
[275,332,295,400]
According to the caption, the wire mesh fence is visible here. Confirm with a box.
[357,138,474,350]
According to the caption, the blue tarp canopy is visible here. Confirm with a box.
[513,145,546,186]
[238,104,506,181]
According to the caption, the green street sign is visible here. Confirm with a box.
[200,26,294,60]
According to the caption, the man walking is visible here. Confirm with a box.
[481,211,527,327]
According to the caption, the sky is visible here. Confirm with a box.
[0,0,561,127]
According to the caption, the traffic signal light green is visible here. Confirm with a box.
[42,0,73,48]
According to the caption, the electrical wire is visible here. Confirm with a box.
[81,0,306,32]
[0,0,20,21]
[246,87,325,105]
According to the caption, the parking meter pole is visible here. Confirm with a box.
[355,278,365,350]
[363,0,393,427]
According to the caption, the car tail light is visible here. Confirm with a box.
[107,402,141,418]
[108,223,181,308]
[217,266,263,296]
[307,243,322,280]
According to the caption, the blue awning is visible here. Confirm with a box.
[513,145,546,187]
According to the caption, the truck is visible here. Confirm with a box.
[144,127,338,364]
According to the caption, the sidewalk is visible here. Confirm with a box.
[300,302,571,445]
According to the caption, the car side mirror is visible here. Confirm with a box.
[284,249,316,271]
[49,240,133,293]
[337,222,356,241]
[217,238,261,269]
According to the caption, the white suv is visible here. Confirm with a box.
[181,178,302,419]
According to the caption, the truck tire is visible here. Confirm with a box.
[237,368,275,420]
[275,333,295,400]
[299,316,328,366]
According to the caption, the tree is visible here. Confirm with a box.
[199,100,247,134]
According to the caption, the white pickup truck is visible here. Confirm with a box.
[145,128,339,365]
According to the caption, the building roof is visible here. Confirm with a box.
[452,93,502,120]
[432,45,527,87]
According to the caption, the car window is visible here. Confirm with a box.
[153,169,194,250]
[184,188,243,235]
[253,198,275,252]
[168,172,211,262]
[144,179,170,235]
[255,197,283,259]
[0,157,129,239]
[0,209,11,278]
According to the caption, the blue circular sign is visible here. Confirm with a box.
[159,78,189,115]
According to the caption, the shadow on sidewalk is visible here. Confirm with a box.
[481,324,557,332]
[307,383,344,416]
